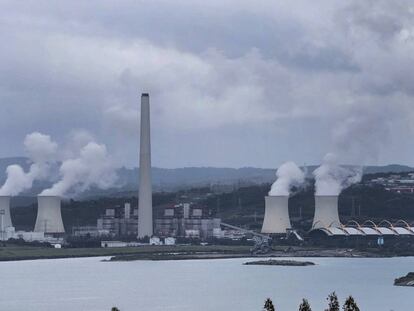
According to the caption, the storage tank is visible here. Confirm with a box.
[34,196,65,234]
[261,196,291,234]
[0,196,13,230]
[312,195,341,229]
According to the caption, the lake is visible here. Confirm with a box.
[0,256,412,311]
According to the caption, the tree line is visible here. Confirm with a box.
[110,292,361,311]
[264,292,359,311]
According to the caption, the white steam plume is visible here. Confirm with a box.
[313,153,362,196]
[269,161,305,196]
[40,142,116,196]
[0,132,57,196]
[0,165,34,196]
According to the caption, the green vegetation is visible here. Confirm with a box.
[0,244,251,261]
[299,299,312,311]
[326,292,340,311]
[343,296,360,311]
[264,298,276,311]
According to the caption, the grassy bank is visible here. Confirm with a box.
[0,245,252,262]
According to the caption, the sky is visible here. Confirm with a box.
[1,0,414,169]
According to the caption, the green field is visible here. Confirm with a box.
[0,245,252,261]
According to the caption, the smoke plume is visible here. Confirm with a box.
[269,161,305,196]
[40,142,116,196]
[0,132,57,196]
[313,153,362,196]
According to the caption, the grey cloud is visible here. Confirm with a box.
[0,0,413,168]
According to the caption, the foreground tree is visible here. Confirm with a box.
[264,298,275,311]
[325,292,340,311]
[111,308,120,311]
[299,298,312,311]
[343,296,360,311]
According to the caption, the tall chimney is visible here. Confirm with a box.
[138,93,153,238]
[0,196,13,231]
[261,196,291,234]
[312,195,341,229]
[34,196,65,234]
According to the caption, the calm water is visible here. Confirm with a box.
[0,256,413,311]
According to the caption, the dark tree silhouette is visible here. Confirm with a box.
[343,296,360,311]
[111,308,120,311]
[299,298,312,311]
[325,292,340,311]
[264,298,275,311]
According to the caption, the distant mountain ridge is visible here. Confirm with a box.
[0,157,412,198]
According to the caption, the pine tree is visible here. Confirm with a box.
[264,298,275,311]
[299,298,312,311]
[325,292,340,311]
[343,296,360,311]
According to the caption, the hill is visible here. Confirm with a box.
[0,157,412,197]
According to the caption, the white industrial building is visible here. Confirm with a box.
[311,220,414,237]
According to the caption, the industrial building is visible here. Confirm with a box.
[71,226,109,237]
[0,196,13,229]
[154,203,221,239]
[97,203,138,237]
[257,190,414,248]
[309,220,414,247]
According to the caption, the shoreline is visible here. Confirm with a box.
[1,244,413,262]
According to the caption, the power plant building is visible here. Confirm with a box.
[97,203,138,237]
[138,93,153,238]
[155,203,221,240]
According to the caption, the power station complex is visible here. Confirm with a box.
[261,193,414,242]
[0,93,155,242]
[1,92,413,247]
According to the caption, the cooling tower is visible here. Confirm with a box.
[34,196,65,234]
[312,195,341,229]
[138,93,153,238]
[0,196,13,230]
[261,196,291,234]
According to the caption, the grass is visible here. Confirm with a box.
[0,244,252,261]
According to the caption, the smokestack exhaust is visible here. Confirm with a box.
[312,195,341,229]
[261,196,291,234]
[138,93,153,238]
[34,196,65,234]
